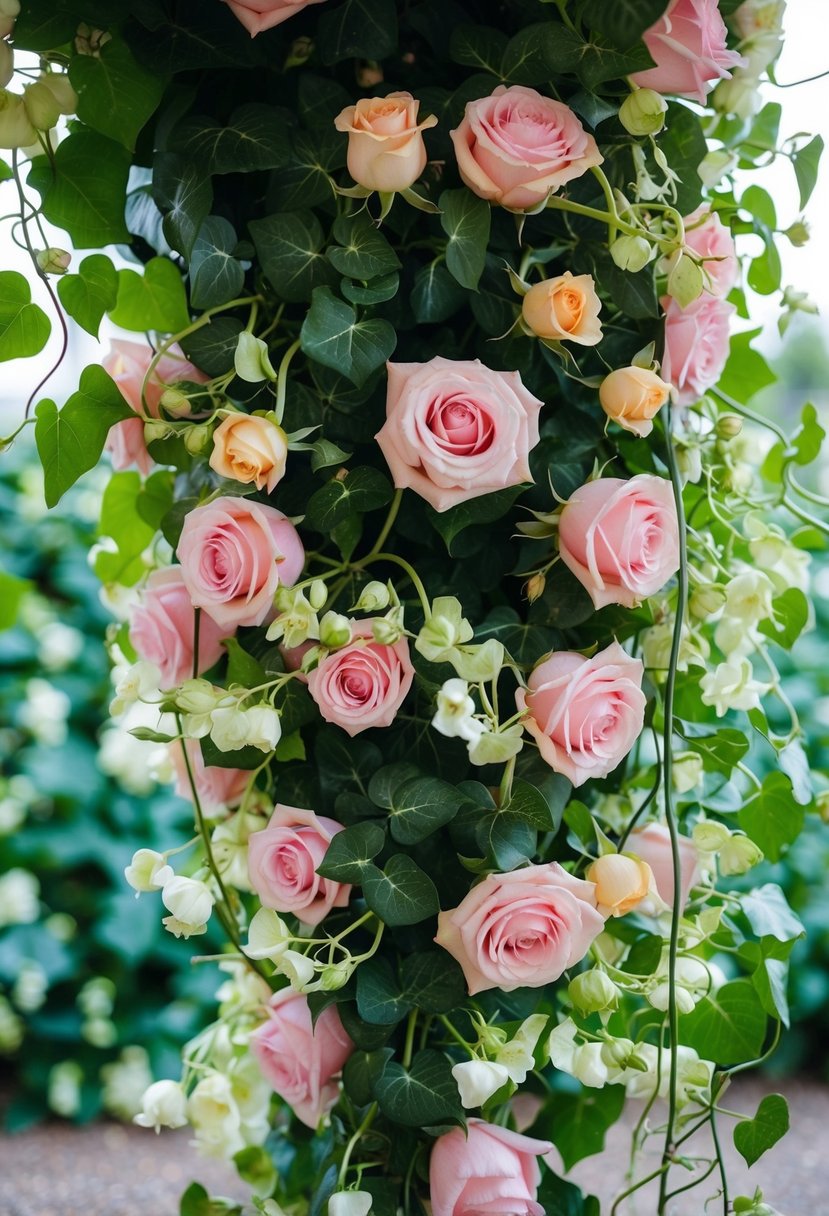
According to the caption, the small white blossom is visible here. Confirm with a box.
[210,704,281,753]
[20,678,71,745]
[243,907,293,961]
[277,948,317,990]
[134,1078,189,1132]
[432,679,485,743]
[452,1059,510,1108]
[161,876,214,937]
[700,657,769,716]
[188,1072,245,1159]
[329,1192,373,1216]
[124,849,173,895]
[110,660,161,717]
[0,868,40,928]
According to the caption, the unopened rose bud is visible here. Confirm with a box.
[783,220,810,247]
[599,365,670,437]
[667,252,705,308]
[524,572,546,603]
[159,388,192,418]
[587,853,655,918]
[35,247,71,275]
[319,611,351,649]
[618,88,667,136]
[715,413,743,440]
[609,234,653,274]
[183,425,211,455]
[143,420,172,444]
[568,969,619,1015]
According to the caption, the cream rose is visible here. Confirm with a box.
[521,272,603,345]
[209,413,288,494]
[334,92,437,193]
[599,366,671,437]
[586,853,657,918]
[450,84,603,212]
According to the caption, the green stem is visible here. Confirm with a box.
[353,551,431,617]
[364,488,403,559]
[438,1014,476,1056]
[402,1009,418,1069]
[274,337,302,425]
[590,165,620,243]
[710,1107,728,1216]
[192,608,201,681]
[338,1102,378,1188]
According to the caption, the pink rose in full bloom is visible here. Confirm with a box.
[170,739,250,815]
[627,823,699,910]
[558,475,680,610]
[334,92,438,193]
[517,643,646,788]
[306,621,414,736]
[661,294,735,406]
[430,1120,553,1216]
[250,989,353,1129]
[434,863,604,993]
[177,497,304,630]
[129,567,228,689]
[450,84,603,212]
[104,340,207,476]
[223,0,326,37]
[682,206,739,298]
[631,0,745,105]
[375,357,542,513]
[247,804,351,926]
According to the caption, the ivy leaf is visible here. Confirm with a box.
[791,402,825,466]
[581,0,667,49]
[69,36,165,151]
[449,25,508,75]
[189,216,245,309]
[537,1170,600,1216]
[356,957,413,1025]
[317,821,386,884]
[411,262,467,324]
[502,23,559,86]
[0,271,50,361]
[387,776,467,845]
[181,317,244,376]
[717,328,777,402]
[109,257,191,333]
[342,1048,393,1106]
[267,128,344,211]
[738,772,805,862]
[733,1094,789,1167]
[317,0,398,64]
[533,1086,625,1170]
[93,472,157,587]
[375,1050,463,1126]
[400,952,466,1015]
[680,980,767,1065]
[305,466,392,532]
[440,188,491,290]
[250,213,336,304]
[757,587,809,651]
[300,287,397,386]
[56,254,118,338]
[362,855,440,926]
[328,212,401,280]
[34,366,134,507]
[224,637,267,687]
[153,154,213,259]
[170,104,293,174]
[28,131,131,248]
[791,134,823,209]
[341,273,400,306]
[428,486,525,554]
[679,724,750,777]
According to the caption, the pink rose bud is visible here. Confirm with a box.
[306,620,414,736]
[681,206,739,298]
[660,293,735,406]
[557,474,680,609]
[626,823,699,910]
[631,0,745,104]
[334,91,437,194]
[248,804,351,926]
[129,567,229,689]
[251,989,353,1129]
[429,1119,553,1216]
[375,356,542,513]
[223,0,327,37]
[517,642,646,787]
[521,272,603,345]
[599,366,671,438]
[450,84,603,212]
[177,497,304,630]
[435,862,604,993]
[170,738,250,815]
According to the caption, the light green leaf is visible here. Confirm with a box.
[717,328,777,402]
[738,772,805,862]
[94,471,157,587]
[733,1094,789,1167]
[28,131,131,248]
[741,884,805,944]
[440,188,491,290]
[56,254,118,338]
[225,637,267,687]
[0,567,31,630]
[189,216,245,309]
[300,287,396,386]
[109,257,191,333]
[69,36,165,150]
[533,1086,625,1171]
[0,271,50,362]
[757,587,809,650]
[250,212,335,304]
[680,979,767,1065]
[791,402,825,466]
[791,134,823,209]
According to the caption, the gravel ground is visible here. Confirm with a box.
[0,1075,824,1215]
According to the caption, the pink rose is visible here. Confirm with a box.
[375,357,542,513]
[430,1120,553,1216]
[434,862,604,993]
[306,621,414,736]
[558,475,680,610]
[177,497,304,630]
[631,0,744,104]
[627,823,699,910]
[517,643,646,788]
[104,340,207,476]
[170,738,250,815]
[247,804,351,926]
[682,206,738,298]
[450,84,603,212]
[250,989,353,1129]
[661,293,735,406]
[129,567,228,689]
[223,0,326,37]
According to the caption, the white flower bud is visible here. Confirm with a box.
[692,820,732,853]
[568,969,619,1015]
[372,611,404,645]
[329,1192,373,1216]
[672,751,704,793]
[666,251,705,308]
[700,657,769,716]
[452,1060,510,1108]
[415,597,472,662]
[143,420,172,444]
[353,580,390,612]
[210,704,281,753]
[234,331,277,383]
[698,148,739,188]
[609,234,653,273]
[320,961,355,991]
[689,583,727,619]
[277,948,317,990]
[308,579,328,611]
[175,679,222,715]
[183,424,212,456]
[35,247,71,275]
[467,723,524,766]
[0,40,12,88]
[243,907,293,961]
[719,834,764,875]
[432,678,484,743]
[124,848,173,895]
[0,88,36,148]
[319,610,351,649]
[571,1043,610,1088]
[134,1079,188,1132]
[161,876,214,932]
[618,88,667,136]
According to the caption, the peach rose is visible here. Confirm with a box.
[661,293,735,406]
[517,642,646,788]
[247,804,351,926]
[306,620,414,736]
[430,1120,553,1216]
[223,0,326,37]
[558,474,680,609]
[586,853,657,918]
[209,413,288,494]
[627,823,699,910]
[682,206,738,298]
[522,272,602,345]
[631,0,744,104]
[375,357,542,513]
[177,497,304,630]
[435,863,603,994]
[170,738,250,815]
[599,366,671,437]
[104,340,207,477]
[129,567,228,689]
[334,91,437,193]
[450,84,603,212]
[251,989,353,1129]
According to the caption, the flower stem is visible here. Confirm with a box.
[365,488,403,559]
[274,337,302,425]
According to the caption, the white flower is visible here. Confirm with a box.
[452,1059,510,1108]
[101,1046,154,1122]
[734,0,785,40]
[672,752,703,794]
[745,516,810,593]
[212,812,261,891]
[188,1072,245,1158]
[110,659,161,717]
[175,679,224,715]
[719,834,764,875]
[329,1192,373,1216]
[415,597,473,662]
[13,961,48,1012]
[243,907,293,961]
[266,587,320,649]
[161,876,214,937]
[277,948,317,990]
[700,657,769,716]
[0,867,39,928]
[698,148,739,188]
[124,849,173,895]
[722,571,775,627]
[38,621,84,670]
[432,679,485,743]
[134,1079,189,1132]
[495,1014,548,1084]
[692,821,732,853]
[548,1019,623,1090]
[624,1045,713,1106]
[210,704,282,754]
[467,723,524,766]
[641,621,709,672]
[571,1043,611,1088]
[648,956,712,1015]
[714,616,760,659]
[19,678,71,745]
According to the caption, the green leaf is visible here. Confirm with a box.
[357,957,413,1025]
[791,134,824,209]
[28,131,131,248]
[502,24,558,86]
[589,249,659,319]
[440,188,491,290]
[301,287,396,387]
[733,1094,789,1167]
[488,811,537,870]
[34,365,134,507]
[56,254,118,338]
[94,472,157,586]
[680,980,767,1065]
[717,328,777,402]
[305,466,392,532]
[362,855,440,926]
[581,0,667,49]
[153,154,214,260]
[342,1048,393,1105]
[791,402,825,466]
[428,487,525,554]
[233,1146,277,1198]
[534,1086,625,1170]
[747,240,781,296]
[411,262,467,324]
[387,776,466,845]
[375,1049,463,1126]
[757,587,809,650]
[298,73,353,130]
[181,316,244,376]
[450,25,508,75]
[679,725,749,777]
[250,213,335,304]
[741,884,805,945]
[738,772,805,862]
[317,821,386,883]
[776,736,812,805]
[328,212,400,280]
[69,36,165,151]
[171,104,293,174]
[189,216,245,310]
[0,567,31,630]
[316,728,382,800]
[399,951,466,1015]
[109,257,191,333]
[476,607,558,667]
[267,128,344,211]
[341,273,400,306]
[225,637,267,687]
[317,0,398,64]
[0,271,50,362]
[179,1182,211,1216]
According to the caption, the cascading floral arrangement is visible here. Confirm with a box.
[0,0,825,1212]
